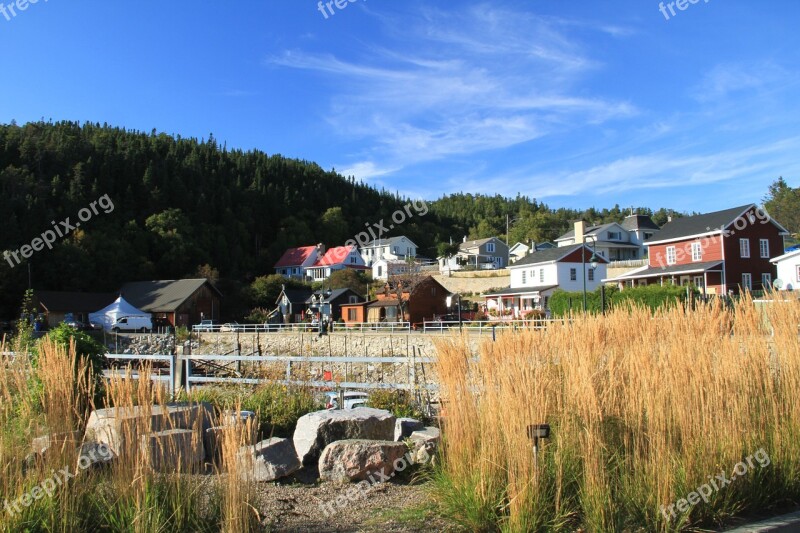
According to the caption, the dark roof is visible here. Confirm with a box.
[606,261,723,281]
[459,237,506,252]
[621,214,660,231]
[367,299,401,308]
[484,285,558,297]
[277,288,313,305]
[121,279,221,313]
[364,236,417,248]
[645,205,759,244]
[305,288,365,304]
[34,291,117,313]
[511,244,608,268]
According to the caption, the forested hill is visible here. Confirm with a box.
[0,121,677,316]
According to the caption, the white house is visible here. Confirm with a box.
[372,259,420,281]
[439,237,509,273]
[484,244,608,317]
[770,249,800,290]
[360,236,418,266]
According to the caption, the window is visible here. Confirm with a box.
[347,309,358,321]
[608,231,621,240]
[740,239,750,258]
[486,242,495,253]
[588,269,595,281]
[350,256,357,264]
[522,271,527,284]
[742,273,752,291]
[760,239,770,258]
[691,242,702,262]
[377,266,383,277]
[540,269,545,283]
[666,246,676,265]
[762,273,772,289]
[644,232,654,240]
[694,276,704,288]
[431,288,437,296]
[570,268,577,281]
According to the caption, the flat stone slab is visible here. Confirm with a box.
[85,402,212,456]
[139,429,204,472]
[319,439,409,483]
[237,438,301,482]
[293,408,395,465]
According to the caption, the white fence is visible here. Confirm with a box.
[103,353,177,395]
[422,319,566,333]
[192,322,411,333]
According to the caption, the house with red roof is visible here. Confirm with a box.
[306,245,368,282]
[274,245,320,280]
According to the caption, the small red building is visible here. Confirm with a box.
[607,204,788,295]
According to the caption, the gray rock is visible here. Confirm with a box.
[293,408,396,465]
[319,439,409,483]
[409,426,440,465]
[31,431,82,456]
[394,418,425,441]
[75,442,117,471]
[237,438,301,482]
[139,428,204,472]
[85,402,213,456]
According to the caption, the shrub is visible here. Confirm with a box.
[368,389,424,420]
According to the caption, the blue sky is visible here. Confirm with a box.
[1,1,798,213]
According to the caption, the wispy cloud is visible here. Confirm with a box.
[690,62,791,102]
[267,3,635,180]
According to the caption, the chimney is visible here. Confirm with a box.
[316,243,326,255]
[667,215,673,223]
[574,220,586,244]
[529,240,536,254]
[463,236,467,243]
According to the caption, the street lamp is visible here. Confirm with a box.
[527,424,551,462]
[581,235,599,314]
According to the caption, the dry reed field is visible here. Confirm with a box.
[0,338,261,532]
[432,295,800,532]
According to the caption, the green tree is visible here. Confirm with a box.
[318,207,350,246]
[763,177,800,236]
[328,268,369,297]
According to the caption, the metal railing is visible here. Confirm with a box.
[184,353,436,393]
[422,319,566,333]
[103,353,176,395]
[192,322,412,333]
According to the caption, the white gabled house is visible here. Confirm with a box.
[484,244,608,318]
[770,249,800,290]
[360,236,418,267]
[305,245,368,282]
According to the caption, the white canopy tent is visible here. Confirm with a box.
[89,296,150,331]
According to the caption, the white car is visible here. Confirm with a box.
[111,315,153,333]
[324,391,370,410]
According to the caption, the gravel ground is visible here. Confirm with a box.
[254,475,455,532]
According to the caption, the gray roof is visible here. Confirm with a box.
[621,215,660,232]
[645,204,787,244]
[511,244,608,268]
[35,291,117,313]
[121,279,221,313]
[305,288,364,304]
[277,288,313,305]
[606,261,723,281]
[459,237,506,251]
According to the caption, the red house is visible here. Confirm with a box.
[607,204,788,295]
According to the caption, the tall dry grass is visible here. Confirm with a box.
[0,335,260,532]
[433,295,800,532]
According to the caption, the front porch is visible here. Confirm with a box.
[483,286,557,319]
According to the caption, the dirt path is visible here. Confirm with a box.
[255,479,455,532]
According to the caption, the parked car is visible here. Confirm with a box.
[87,319,104,331]
[194,319,218,332]
[220,322,242,332]
[324,391,370,410]
[111,315,153,333]
[63,319,87,330]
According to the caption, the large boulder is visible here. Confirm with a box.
[409,427,440,465]
[84,403,213,456]
[236,438,301,482]
[394,418,425,441]
[139,429,204,472]
[204,410,259,462]
[293,408,396,465]
[319,440,409,483]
